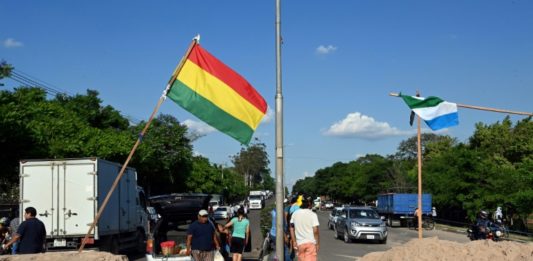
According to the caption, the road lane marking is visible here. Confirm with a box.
[334,254,361,260]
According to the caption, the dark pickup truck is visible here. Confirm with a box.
[148,193,212,254]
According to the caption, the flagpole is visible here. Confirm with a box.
[79,37,198,252]
[389,92,533,116]
[274,0,285,260]
[416,91,423,239]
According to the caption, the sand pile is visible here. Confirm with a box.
[360,237,533,261]
[0,251,127,261]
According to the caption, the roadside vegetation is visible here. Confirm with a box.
[1,64,274,203]
[293,120,533,232]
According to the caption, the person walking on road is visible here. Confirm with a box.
[224,208,250,261]
[2,207,46,254]
[290,199,319,261]
[186,209,220,261]
[413,207,421,229]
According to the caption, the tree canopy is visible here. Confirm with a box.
[293,117,533,231]
[0,87,250,201]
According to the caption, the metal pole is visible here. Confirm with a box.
[274,0,285,260]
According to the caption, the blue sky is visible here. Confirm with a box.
[2,0,532,190]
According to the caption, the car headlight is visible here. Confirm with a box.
[495,230,502,237]
[380,222,386,227]
[351,221,361,228]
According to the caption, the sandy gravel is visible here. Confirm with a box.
[0,251,127,261]
[359,237,533,261]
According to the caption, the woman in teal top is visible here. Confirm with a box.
[224,208,250,261]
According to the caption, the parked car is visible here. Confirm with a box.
[324,201,334,209]
[328,207,343,230]
[334,206,387,244]
[213,206,232,220]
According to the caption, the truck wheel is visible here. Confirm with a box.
[387,217,392,227]
[136,229,146,254]
[100,236,119,254]
[108,236,120,254]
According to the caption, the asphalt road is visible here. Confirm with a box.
[315,209,470,260]
[129,205,470,261]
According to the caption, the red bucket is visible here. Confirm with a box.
[160,241,176,256]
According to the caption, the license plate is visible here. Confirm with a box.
[54,239,66,247]
[366,235,375,239]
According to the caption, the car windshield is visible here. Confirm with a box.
[215,207,227,212]
[249,195,262,200]
[349,209,380,219]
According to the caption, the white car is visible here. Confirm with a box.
[213,206,232,220]
[328,207,343,230]
[325,202,334,209]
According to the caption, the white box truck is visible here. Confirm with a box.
[19,158,149,253]
[248,191,264,210]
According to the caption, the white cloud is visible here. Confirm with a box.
[3,38,23,48]
[183,119,216,136]
[323,112,413,139]
[316,45,337,55]
[261,106,274,123]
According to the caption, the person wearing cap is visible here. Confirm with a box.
[186,209,220,261]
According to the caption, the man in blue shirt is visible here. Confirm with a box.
[186,209,220,261]
[2,207,46,254]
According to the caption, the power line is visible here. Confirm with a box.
[13,69,72,96]
[7,67,141,125]
[10,71,65,96]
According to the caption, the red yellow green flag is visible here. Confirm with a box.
[167,44,267,144]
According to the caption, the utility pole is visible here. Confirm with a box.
[274,0,285,260]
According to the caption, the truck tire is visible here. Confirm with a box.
[136,229,146,254]
[387,216,393,227]
[100,236,120,254]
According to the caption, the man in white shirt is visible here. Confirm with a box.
[289,198,319,261]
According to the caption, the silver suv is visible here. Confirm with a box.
[334,206,387,244]
[328,207,343,230]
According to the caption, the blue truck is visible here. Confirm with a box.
[376,193,432,227]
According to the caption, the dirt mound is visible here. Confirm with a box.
[0,251,127,261]
[359,237,533,261]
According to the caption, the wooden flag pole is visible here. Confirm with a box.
[389,92,533,116]
[416,91,423,239]
[79,37,198,252]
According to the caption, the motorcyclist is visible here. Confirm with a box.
[475,210,492,239]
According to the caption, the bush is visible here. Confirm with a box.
[260,203,275,237]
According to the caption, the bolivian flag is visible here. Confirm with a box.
[167,44,267,144]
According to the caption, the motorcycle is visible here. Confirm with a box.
[467,221,507,241]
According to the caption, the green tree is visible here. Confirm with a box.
[185,156,220,193]
[395,133,456,160]
[231,139,271,188]
[0,61,13,86]
[0,87,134,199]
[424,117,533,228]
[131,114,193,195]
